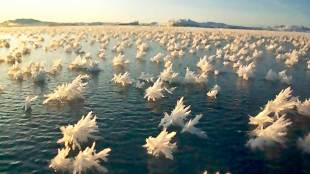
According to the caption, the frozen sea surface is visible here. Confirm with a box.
[0,29,310,174]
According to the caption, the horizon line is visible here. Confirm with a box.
[1,18,310,28]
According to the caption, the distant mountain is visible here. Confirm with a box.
[167,19,261,30]
[168,19,310,32]
[0,18,155,27]
[1,18,309,33]
[0,19,48,26]
[0,18,109,27]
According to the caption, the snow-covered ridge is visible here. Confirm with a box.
[168,19,310,32]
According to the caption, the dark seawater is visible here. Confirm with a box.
[0,33,310,174]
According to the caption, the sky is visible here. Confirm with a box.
[0,0,309,27]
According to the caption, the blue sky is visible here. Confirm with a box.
[0,0,309,27]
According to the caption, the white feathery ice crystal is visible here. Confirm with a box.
[73,142,111,174]
[9,62,46,82]
[197,56,214,73]
[249,87,297,127]
[298,133,310,154]
[247,87,297,150]
[50,143,111,174]
[264,87,297,117]
[23,96,38,112]
[236,62,255,80]
[144,78,164,101]
[21,62,34,75]
[144,78,175,102]
[49,148,72,172]
[207,84,221,98]
[184,67,207,84]
[159,97,191,128]
[247,114,292,150]
[285,50,299,67]
[98,51,105,59]
[43,74,89,104]
[143,129,177,160]
[29,62,48,83]
[69,55,100,72]
[50,109,111,174]
[164,59,172,68]
[57,111,98,150]
[249,105,274,128]
[8,62,24,81]
[297,99,310,117]
[150,52,164,63]
[112,54,129,66]
[159,63,178,82]
[49,58,62,75]
[111,72,132,86]
[136,49,146,59]
[181,114,207,138]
